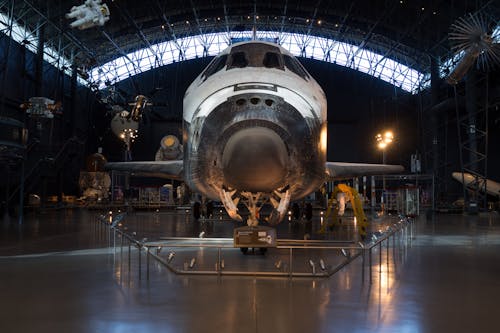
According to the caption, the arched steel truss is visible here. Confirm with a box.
[90,30,428,93]
[1,2,498,95]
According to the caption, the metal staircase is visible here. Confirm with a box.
[455,71,491,212]
[7,136,83,207]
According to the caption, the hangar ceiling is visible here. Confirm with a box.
[0,0,498,92]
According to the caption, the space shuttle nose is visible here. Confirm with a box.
[222,127,288,192]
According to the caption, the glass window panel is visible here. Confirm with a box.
[263,52,282,69]
[0,20,436,93]
[311,46,324,60]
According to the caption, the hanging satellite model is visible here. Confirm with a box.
[155,135,183,161]
[110,95,151,160]
[66,0,110,30]
[128,95,150,122]
[78,153,111,202]
[446,12,500,85]
[20,97,62,119]
[110,108,138,159]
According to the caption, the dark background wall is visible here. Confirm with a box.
[98,57,420,167]
[96,56,499,202]
[0,33,100,203]
[1,33,498,204]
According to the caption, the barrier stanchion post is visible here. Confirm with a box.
[369,247,372,284]
[128,241,131,272]
[138,245,142,280]
[400,228,404,259]
[217,247,221,274]
[379,242,382,273]
[361,247,365,283]
[386,236,390,266]
[392,231,396,264]
[146,247,150,280]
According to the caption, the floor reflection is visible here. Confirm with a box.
[1,210,500,332]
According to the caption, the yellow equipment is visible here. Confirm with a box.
[320,183,368,239]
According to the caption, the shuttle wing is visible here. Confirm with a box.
[105,161,184,180]
[325,162,404,180]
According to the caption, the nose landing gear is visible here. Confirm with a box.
[219,188,291,227]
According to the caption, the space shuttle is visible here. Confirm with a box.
[106,41,403,226]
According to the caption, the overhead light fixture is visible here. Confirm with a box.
[375,131,394,150]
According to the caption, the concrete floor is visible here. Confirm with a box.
[1,209,499,333]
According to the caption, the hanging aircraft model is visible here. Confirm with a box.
[20,97,62,119]
[452,172,500,198]
[106,41,403,226]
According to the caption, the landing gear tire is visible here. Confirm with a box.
[193,202,201,220]
[240,247,248,254]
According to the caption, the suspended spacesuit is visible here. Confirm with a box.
[66,0,110,30]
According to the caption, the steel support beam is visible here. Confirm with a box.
[101,30,138,74]
[155,0,186,61]
[113,3,160,67]
[34,21,44,96]
[21,0,97,63]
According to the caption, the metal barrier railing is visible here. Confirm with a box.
[94,212,414,281]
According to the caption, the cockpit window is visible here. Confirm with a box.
[284,55,309,80]
[226,44,285,71]
[263,52,282,69]
[201,54,228,80]
[228,51,248,69]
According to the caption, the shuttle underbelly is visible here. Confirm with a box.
[183,92,325,200]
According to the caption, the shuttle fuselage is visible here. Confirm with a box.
[105,41,404,226]
[182,42,327,222]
